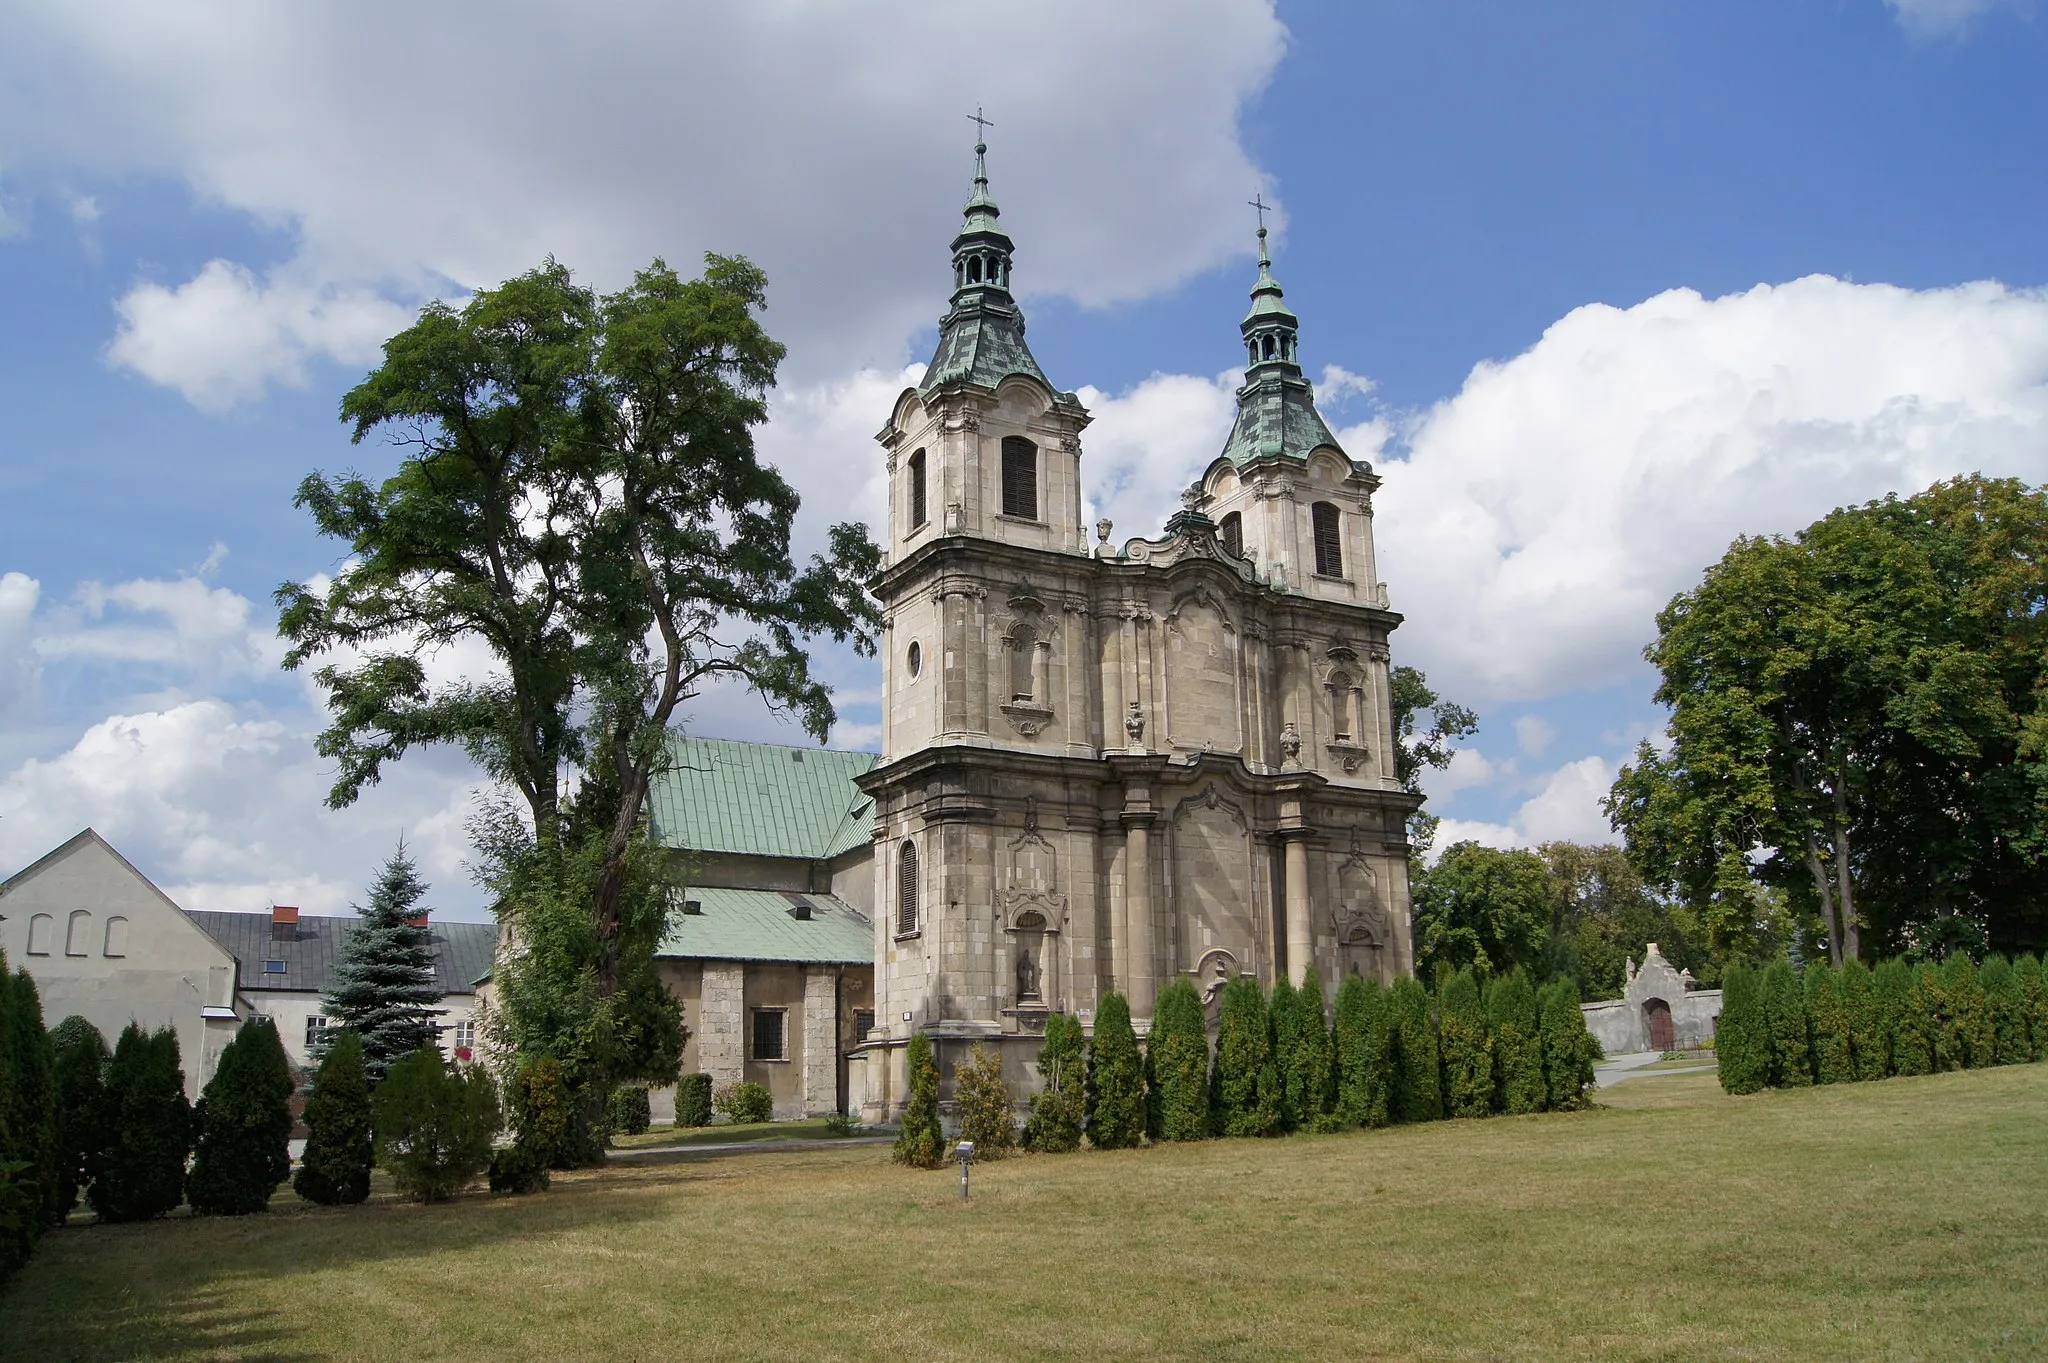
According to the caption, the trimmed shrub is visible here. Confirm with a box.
[1485,968,1546,1115]
[1940,955,1994,1069]
[1980,955,2030,1066]
[294,1030,373,1206]
[713,1081,773,1125]
[1892,962,1938,1076]
[188,1018,294,1215]
[1332,975,1393,1128]
[1281,972,1336,1132]
[90,1023,191,1223]
[1146,981,1210,1142]
[1388,975,1442,1123]
[50,1016,109,1221]
[1714,964,1767,1094]
[1838,960,1886,1082]
[372,1047,498,1203]
[1021,1013,1085,1153]
[1086,992,1146,1149]
[1212,976,1277,1137]
[607,1084,652,1137]
[893,1033,944,1168]
[6,968,58,1239]
[1804,965,1854,1085]
[1438,968,1493,1119]
[2012,954,2047,1061]
[505,1057,578,1168]
[1267,977,1300,1131]
[954,1043,1015,1158]
[674,1072,714,1128]
[1538,978,1600,1111]
[488,1141,550,1195]
[1760,961,1812,1087]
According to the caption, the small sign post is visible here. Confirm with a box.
[956,1140,975,1202]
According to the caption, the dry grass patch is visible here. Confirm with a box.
[5,1065,2046,1360]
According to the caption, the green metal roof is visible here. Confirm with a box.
[1218,371,1346,467]
[646,735,877,860]
[658,886,873,965]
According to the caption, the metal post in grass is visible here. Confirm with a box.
[956,1140,975,1201]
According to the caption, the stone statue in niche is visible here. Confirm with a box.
[1016,946,1040,1001]
[1279,721,1302,767]
[1125,700,1145,748]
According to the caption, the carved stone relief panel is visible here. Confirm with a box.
[1163,590,1243,755]
[1169,787,1257,983]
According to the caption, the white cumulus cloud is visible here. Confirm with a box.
[1884,0,2028,37]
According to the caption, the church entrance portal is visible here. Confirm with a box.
[1643,997,1674,1052]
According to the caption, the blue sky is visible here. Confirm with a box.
[2,0,2045,919]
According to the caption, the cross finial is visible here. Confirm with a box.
[969,106,995,142]
[1248,192,1270,232]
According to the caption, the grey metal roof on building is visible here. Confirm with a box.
[657,886,873,965]
[186,910,498,996]
[645,735,878,861]
[1218,370,1347,468]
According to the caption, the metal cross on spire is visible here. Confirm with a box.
[1247,192,1271,233]
[968,106,995,141]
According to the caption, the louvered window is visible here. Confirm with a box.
[1002,436,1037,520]
[1220,511,1243,558]
[1312,501,1343,578]
[897,840,921,935]
[908,448,927,528]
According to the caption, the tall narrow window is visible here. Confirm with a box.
[1001,436,1037,520]
[897,840,921,935]
[1312,501,1343,578]
[751,1008,788,1062]
[907,448,927,529]
[66,910,92,957]
[103,916,129,957]
[1219,511,1243,558]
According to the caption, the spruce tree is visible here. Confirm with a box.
[1388,975,1443,1123]
[892,1033,944,1168]
[1085,991,1145,1149]
[954,1043,1015,1157]
[1437,969,1493,1118]
[1021,1014,1085,1153]
[295,1029,374,1205]
[50,1016,109,1221]
[1212,976,1277,1137]
[1979,955,2030,1065]
[7,969,58,1237]
[1760,961,1812,1086]
[2011,954,2047,1061]
[90,1024,190,1222]
[1538,978,1600,1110]
[1332,974,1393,1128]
[188,1019,295,1215]
[326,844,446,1081]
[1804,964,1854,1084]
[1940,955,1994,1068]
[1837,959,1886,1081]
[1146,981,1210,1142]
[1486,968,1546,1114]
[1714,964,1766,1093]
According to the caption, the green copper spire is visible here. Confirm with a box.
[1217,207,1342,468]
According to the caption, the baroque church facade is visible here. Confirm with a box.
[854,142,1423,1119]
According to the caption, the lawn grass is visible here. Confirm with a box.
[6,1064,2046,1360]
[607,1115,865,1150]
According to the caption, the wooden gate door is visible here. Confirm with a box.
[1644,998,1674,1051]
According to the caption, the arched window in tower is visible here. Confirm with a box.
[1219,511,1243,558]
[1262,335,1276,361]
[1312,501,1343,578]
[1009,623,1037,701]
[907,448,927,529]
[897,840,921,935]
[968,257,982,284]
[1001,436,1038,520]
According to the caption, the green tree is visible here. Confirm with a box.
[1980,955,2030,1065]
[1085,992,1145,1150]
[1940,954,1995,1068]
[1485,968,1546,1114]
[1211,976,1277,1137]
[371,1046,498,1202]
[1437,968,1493,1118]
[295,1030,374,1206]
[1283,971,1335,1132]
[1021,1014,1085,1154]
[892,1034,943,1169]
[1387,975,1442,1123]
[1537,842,1715,995]
[1803,964,1854,1085]
[1412,843,1551,979]
[49,1016,109,1221]
[1538,978,1600,1110]
[90,1024,190,1223]
[954,1043,1015,1158]
[1390,666,1480,856]
[2012,954,2047,1061]
[1837,959,1887,1081]
[1760,961,1813,1087]
[1890,961,1938,1076]
[325,844,445,1082]
[1146,981,1210,1142]
[1332,975,1393,1128]
[6,970,57,1237]
[188,1019,295,1215]
[1714,965,1769,1094]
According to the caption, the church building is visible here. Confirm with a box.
[854,142,1422,1119]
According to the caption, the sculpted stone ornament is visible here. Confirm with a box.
[944,501,965,534]
[1124,700,1146,750]
[1095,518,1115,558]
[1279,721,1302,768]
[1016,947,1040,1001]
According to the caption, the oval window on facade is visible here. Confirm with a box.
[906,640,922,679]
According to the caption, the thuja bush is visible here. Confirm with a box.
[294,1030,373,1206]
[1760,961,1813,1087]
[954,1043,1015,1157]
[7,968,58,1241]
[2013,954,2047,1061]
[1879,959,1933,1077]
[674,1072,714,1128]
[714,1081,773,1125]
[1538,978,1599,1110]
[90,1023,191,1223]
[1485,968,1546,1115]
[1387,975,1442,1123]
[372,1047,498,1203]
[1838,959,1887,1082]
[188,1018,294,1216]
[1714,965,1767,1094]
[1940,955,1995,1069]
[49,1015,109,1221]
[1212,976,1277,1137]
[1437,968,1493,1119]
[504,1056,577,1172]
[1281,972,1336,1133]
[1267,977,1301,1131]
[1980,955,2031,1066]
[1086,991,1146,1149]
[1021,1013,1085,1153]
[1332,975,1392,1128]
[607,1084,652,1137]
[1804,964,1855,1085]
[1147,980,1210,1142]
[893,1033,944,1168]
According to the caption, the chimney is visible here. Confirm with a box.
[270,905,299,942]
[406,910,429,928]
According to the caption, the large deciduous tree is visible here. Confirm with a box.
[1410,841,1551,979]
[1390,666,1479,856]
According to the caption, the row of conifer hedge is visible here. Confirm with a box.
[1716,953,2048,1093]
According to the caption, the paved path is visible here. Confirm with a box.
[1595,1051,1718,1087]
[609,1134,896,1159]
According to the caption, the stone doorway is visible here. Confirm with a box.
[1643,997,1674,1052]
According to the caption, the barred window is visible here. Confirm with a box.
[897,839,921,935]
[751,1008,787,1062]
[1001,436,1037,520]
[1219,511,1243,558]
[305,1015,330,1051]
[1312,501,1343,578]
[853,1010,876,1043]
[907,448,927,528]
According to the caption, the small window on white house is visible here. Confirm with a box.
[27,913,54,955]
[103,916,129,957]
[65,910,92,956]
[263,959,288,975]
[751,1008,788,1062]
[305,1015,330,1051]
[453,1019,477,1053]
